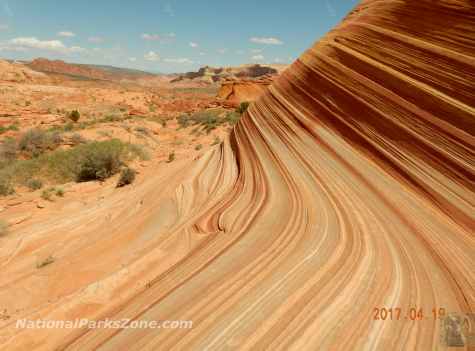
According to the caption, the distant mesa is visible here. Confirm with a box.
[171,64,287,84]
[26,58,157,82]
[172,64,288,107]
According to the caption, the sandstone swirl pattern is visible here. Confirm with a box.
[0,0,474,350]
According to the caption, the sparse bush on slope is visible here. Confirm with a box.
[0,139,148,196]
[116,167,136,187]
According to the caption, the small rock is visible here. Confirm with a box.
[37,202,46,209]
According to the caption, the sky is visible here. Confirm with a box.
[0,0,358,73]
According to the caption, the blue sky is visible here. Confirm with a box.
[0,0,358,73]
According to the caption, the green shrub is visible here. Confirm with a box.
[0,175,14,196]
[41,189,53,201]
[211,137,221,146]
[236,101,250,114]
[0,124,19,135]
[27,179,43,191]
[68,110,81,122]
[18,129,62,157]
[116,167,136,187]
[55,188,65,197]
[224,111,241,125]
[70,133,86,145]
[64,122,74,132]
[0,138,17,162]
[177,114,191,129]
[0,140,146,191]
[75,142,125,182]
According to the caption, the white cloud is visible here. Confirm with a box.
[274,58,283,63]
[251,54,265,61]
[250,49,263,53]
[217,48,227,54]
[129,57,137,62]
[250,37,283,45]
[189,42,198,48]
[199,52,206,56]
[57,31,75,37]
[88,36,104,43]
[164,57,193,64]
[141,33,161,41]
[6,37,85,54]
[141,33,175,43]
[144,51,160,61]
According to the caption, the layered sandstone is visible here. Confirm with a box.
[0,1,473,350]
[0,60,50,84]
[217,75,275,107]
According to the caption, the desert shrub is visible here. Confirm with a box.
[225,111,241,125]
[68,110,81,122]
[195,144,203,151]
[116,167,136,187]
[167,152,175,163]
[55,188,65,197]
[41,188,53,201]
[70,133,86,145]
[26,179,43,191]
[211,137,221,146]
[18,129,62,157]
[0,220,8,237]
[0,138,18,163]
[63,122,74,132]
[236,101,250,114]
[0,139,146,188]
[0,124,19,135]
[177,114,191,128]
[0,175,14,196]
[75,142,125,182]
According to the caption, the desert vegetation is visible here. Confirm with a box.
[0,127,148,196]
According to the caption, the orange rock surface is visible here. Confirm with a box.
[217,75,275,107]
[0,1,474,350]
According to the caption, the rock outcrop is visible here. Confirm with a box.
[28,58,108,80]
[171,64,284,84]
[0,60,50,84]
[217,75,275,107]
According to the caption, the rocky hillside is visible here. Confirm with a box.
[217,75,276,107]
[27,58,156,82]
[171,64,287,84]
[0,59,51,84]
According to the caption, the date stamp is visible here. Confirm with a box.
[440,312,475,348]
[373,307,447,321]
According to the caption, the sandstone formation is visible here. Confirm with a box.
[171,64,284,84]
[28,58,156,82]
[0,1,474,350]
[217,75,275,107]
[29,58,108,80]
[0,60,50,84]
